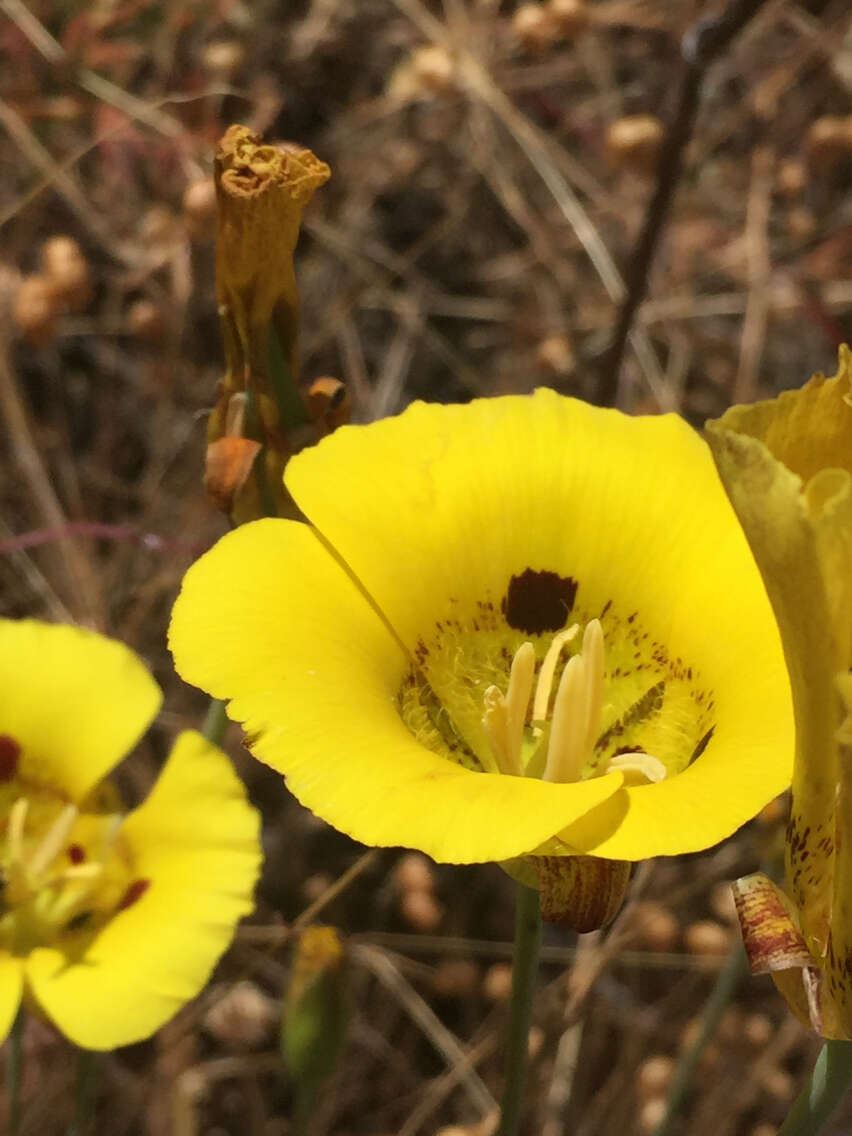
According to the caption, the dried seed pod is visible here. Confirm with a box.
[684,919,732,956]
[805,115,852,175]
[535,333,576,377]
[433,958,480,997]
[606,114,664,175]
[183,177,217,240]
[203,981,277,1049]
[512,3,559,52]
[393,852,436,895]
[631,900,680,952]
[636,1054,675,1100]
[638,1098,666,1134]
[400,888,444,932]
[40,235,91,310]
[548,0,588,37]
[13,275,58,344]
[126,298,166,343]
[202,39,246,79]
[483,962,513,1002]
[411,44,456,94]
[743,1012,773,1048]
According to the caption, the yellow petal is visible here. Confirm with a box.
[170,520,625,863]
[0,620,161,802]
[0,953,24,1044]
[25,731,260,1050]
[284,392,791,858]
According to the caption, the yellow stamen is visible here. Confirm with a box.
[482,642,534,776]
[28,803,78,879]
[532,624,579,731]
[605,750,667,785]
[7,797,29,864]
[543,653,588,783]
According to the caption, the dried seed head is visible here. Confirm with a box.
[203,981,277,1049]
[535,333,576,377]
[631,900,680,952]
[743,1012,773,1048]
[635,1054,675,1100]
[202,39,246,78]
[393,852,435,895]
[411,45,456,93]
[512,4,559,52]
[483,962,513,1002]
[40,235,91,311]
[432,958,480,997]
[684,919,732,956]
[776,157,806,198]
[548,0,588,37]
[126,298,166,343]
[183,177,217,240]
[805,115,852,175]
[400,888,444,932]
[13,275,58,344]
[606,114,664,175]
[638,1098,666,1134]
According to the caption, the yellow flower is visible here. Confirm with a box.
[0,619,261,1050]
[707,346,852,1038]
[170,392,792,893]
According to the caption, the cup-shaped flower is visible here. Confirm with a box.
[706,346,852,1038]
[170,391,792,908]
[0,619,261,1050]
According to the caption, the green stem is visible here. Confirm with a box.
[202,697,228,745]
[68,1049,97,1136]
[778,1040,852,1136]
[8,1008,24,1136]
[652,943,748,1136]
[496,883,542,1136]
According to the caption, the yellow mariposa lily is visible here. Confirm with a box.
[0,619,261,1050]
[707,346,852,1038]
[171,391,792,916]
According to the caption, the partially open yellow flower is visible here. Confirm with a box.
[707,346,852,1038]
[170,392,792,887]
[0,619,261,1050]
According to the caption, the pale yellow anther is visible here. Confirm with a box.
[605,751,667,785]
[482,641,535,777]
[580,619,605,758]
[532,624,578,731]
[28,803,78,879]
[543,653,588,783]
[7,797,29,865]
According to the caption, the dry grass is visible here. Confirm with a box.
[1,1,851,1133]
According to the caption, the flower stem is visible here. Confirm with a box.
[496,883,542,1136]
[778,1040,852,1136]
[202,697,228,745]
[68,1048,97,1136]
[8,1008,24,1136]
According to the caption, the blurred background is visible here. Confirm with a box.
[0,1,851,1133]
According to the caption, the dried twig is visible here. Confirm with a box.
[598,0,776,406]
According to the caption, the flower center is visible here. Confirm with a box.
[481,619,667,784]
[1,771,142,955]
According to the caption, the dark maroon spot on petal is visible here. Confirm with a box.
[68,844,86,865]
[502,569,577,635]
[0,734,21,782]
[117,878,151,911]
